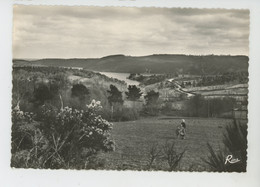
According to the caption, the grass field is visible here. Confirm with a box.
[99,117,235,171]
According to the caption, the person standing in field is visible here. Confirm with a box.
[176,119,186,139]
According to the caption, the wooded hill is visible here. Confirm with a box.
[13,54,249,75]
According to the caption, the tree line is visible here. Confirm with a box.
[197,72,248,87]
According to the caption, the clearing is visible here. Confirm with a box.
[99,117,237,171]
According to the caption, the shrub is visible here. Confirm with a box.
[163,141,186,171]
[113,107,140,122]
[11,104,47,168]
[146,143,162,170]
[202,120,247,172]
[145,141,186,171]
[201,143,227,172]
[223,120,247,171]
[11,100,115,169]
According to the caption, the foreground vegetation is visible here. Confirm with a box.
[96,117,247,171]
[11,65,248,171]
[11,100,115,169]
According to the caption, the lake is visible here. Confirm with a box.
[98,72,140,86]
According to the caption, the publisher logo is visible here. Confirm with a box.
[225,155,240,165]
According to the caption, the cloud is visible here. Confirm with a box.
[13,5,249,58]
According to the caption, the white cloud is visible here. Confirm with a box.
[13,5,249,58]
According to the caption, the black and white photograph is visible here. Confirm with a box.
[11,5,250,172]
[2,0,260,186]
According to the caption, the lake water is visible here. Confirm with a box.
[98,72,140,86]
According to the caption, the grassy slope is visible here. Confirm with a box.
[100,117,235,171]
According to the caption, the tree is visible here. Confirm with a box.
[107,85,123,105]
[49,73,69,109]
[144,90,160,115]
[125,85,142,101]
[187,95,205,117]
[107,85,124,120]
[32,83,53,106]
[144,90,159,105]
[70,84,90,110]
[71,84,90,101]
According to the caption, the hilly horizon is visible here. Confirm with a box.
[13,54,249,75]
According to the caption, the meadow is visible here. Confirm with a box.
[98,117,236,171]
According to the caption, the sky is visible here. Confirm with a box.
[13,5,249,59]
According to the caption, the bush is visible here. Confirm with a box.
[163,141,186,171]
[114,107,140,122]
[11,100,115,169]
[145,141,186,171]
[202,120,247,172]
[146,143,162,170]
[223,120,247,171]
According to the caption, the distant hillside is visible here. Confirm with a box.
[13,54,249,75]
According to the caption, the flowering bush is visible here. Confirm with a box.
[11,105,47,168]
[11,100,115,169]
